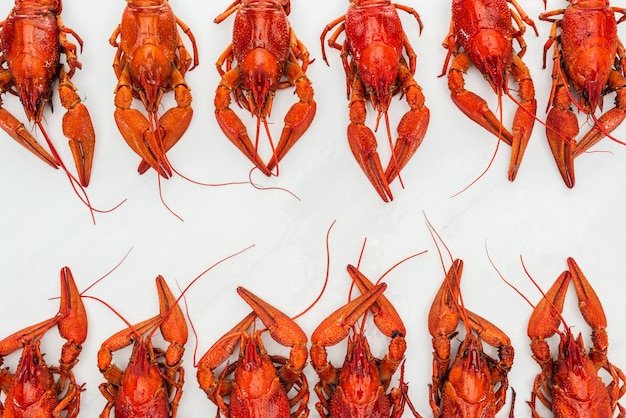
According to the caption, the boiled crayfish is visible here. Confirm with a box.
[97,275,188,417]
[441,0,537,182]
[310,265,416,417]
[428,259,515,417]
[321,0,429,202]
[527,257,626,416]
[111,0,198,178]
[0,267,87,417]
[214,0,316,176]
[196,286,310,417]
[0,0,95,187]
[540,0,626,187]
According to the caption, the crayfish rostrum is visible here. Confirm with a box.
[0,267,88,417]
[526,258,626,417]
[0,0,96,188]
[97,275,188,418]
[196,287,310,417]
[428,259,515,417]
[321,0,430,202]
[214,0,316,177]
[540,0,626,187]
[310,265,417,417]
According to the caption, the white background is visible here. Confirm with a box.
[1,0,626,416]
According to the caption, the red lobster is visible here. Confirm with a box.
[0,267,87,417]
[310,265,415,417]
[110,0,198,178]
[196,287,309,417]
[441,0,537,182]
[428,259,515,417]
[0,0,95,186]
[97,275,188,417]
[321,0,429,202]
[526,257,626,416]
[214,0,316,176]
[540,0,626,187]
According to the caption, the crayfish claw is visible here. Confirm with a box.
[0,107,59,169]
[347,265,406,337]
[528,270,570,341]
[348,122,393,201]
[156,275,188,348]
[237,287,307,350]
[312,283,387,347]
[567,258,608,331]
[428,259,463,339]
[58,268,88,363]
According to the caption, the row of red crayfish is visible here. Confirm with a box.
[2,255,623,417]
[3,0,626,207]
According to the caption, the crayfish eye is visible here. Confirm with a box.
[33,357,39,365]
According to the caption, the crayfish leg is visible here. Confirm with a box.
[214,67,272,176]
[347,74,393,202]
[385,63,429,184]
[58,69,95,187]
[266,58,316,173]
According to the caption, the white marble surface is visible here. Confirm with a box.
[0,0,625,416]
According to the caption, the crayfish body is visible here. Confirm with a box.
[428,259,515,417]
[0,267,87,418]
[442,0,537,182]
[310,265,416,418]
[110,0,198,178]
[196,287,310,418]
[98,276,188,418]
[0,0,96,187]
[214,0,316,176]
[527,258,626,417]
[540,0,626,187]
[321,0,429,202]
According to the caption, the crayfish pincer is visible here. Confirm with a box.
[0,0,96,187]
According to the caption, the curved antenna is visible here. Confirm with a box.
[423,212,454,269]
[376,250,427,286]
[48,247,134,303]
[85,245,255,356]
[148,245,256,341]
[79,247,134,295]
[487,248,568,337]
[292,220,336,321]
[519,255,570,334]
[349,236,426,334]
[450,92,505,198]
[38,122,126,224]
[83,294,142,336]
[424,213,472,336]
[246,168,302,201]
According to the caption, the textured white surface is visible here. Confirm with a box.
[1,0,625,416]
